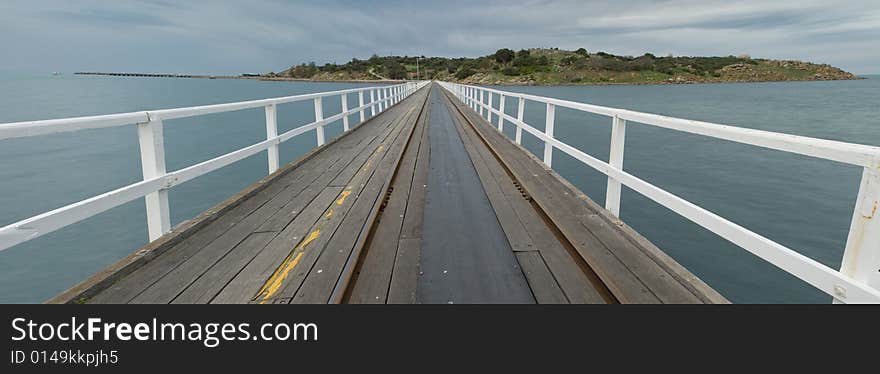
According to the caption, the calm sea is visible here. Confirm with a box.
[1,73,877,303]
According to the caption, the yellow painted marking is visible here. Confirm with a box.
[257,252,303,304]
[254,105,419,304]
[256,229,321,303]
[336,190,352,205]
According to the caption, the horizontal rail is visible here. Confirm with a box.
[0,85,412,140]
[439,81,880,303]
[447,84,880,168]
[0,80,429,251]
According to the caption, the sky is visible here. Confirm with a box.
[1,0,878,74]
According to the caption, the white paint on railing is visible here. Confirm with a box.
[0,81,428,251]
[840,166,880,292]
[516,96,525,145]
[137,118,171,241]
[265,103,279,174]
[497,94,505,132]
[605,115,626,217]
[314,96,325,146]
[341,93,350,132]
[543,103,555,167]
[439,81,880,304]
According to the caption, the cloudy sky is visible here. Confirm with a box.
[1,0,878,74]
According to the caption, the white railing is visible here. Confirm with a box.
[438,81,880,304]
[0,80,429,251]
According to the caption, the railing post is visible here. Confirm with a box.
[516,97,525,145]
[497,94,505,132]
[487,91,493,122]
[479,90,484,116]
[358,91,365,123]
[264,103,279,174]
[838,165,880,301]
[543,103,555,167]
[137,118,171,241]
[605,115,627,216]
[379,88,385,112]
[341,93,350,132]
[370,89,376,116]
[314,97,325,146]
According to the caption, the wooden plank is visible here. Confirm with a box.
[448,92,705,303]
[453,98,659,303]
[515,251,568,304]
[211,187,343,303]
[88,178,292,303]
[79,88,425,304]
[386,238,421,304]
[210,95,420,304]
[267,105,420,303]
[387,107,431,303]
[398,101,431,240]
[171,232,276,303]
[127,126,389,304]
[346,100,428,304]
[446,95,606,304]
[291,99,425,303]
[89,116,387,304]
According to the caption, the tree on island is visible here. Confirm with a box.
[494,48,515,64]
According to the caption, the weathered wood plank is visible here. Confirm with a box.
[386,107,431,304]
[515,251,568,304]
[171,231,277,303]
[127,121,392,304]
[446,93,606,304]
[211,187,343,303]
[291,100,424,303]
[448,91,708,303]
[270,105,419,303]
[346,100,428,304]
[386,238,422,304]
[88,108,390,304]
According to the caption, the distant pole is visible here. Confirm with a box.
[416,57,420,81]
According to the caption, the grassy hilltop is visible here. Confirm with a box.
[264,48,859,85]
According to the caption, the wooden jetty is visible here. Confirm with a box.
[4,78,877,304]
[48,83,725,304]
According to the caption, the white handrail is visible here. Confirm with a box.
[0,81,429,250]
[438,81,880,304]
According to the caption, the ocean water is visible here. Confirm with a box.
[1,73,877,303]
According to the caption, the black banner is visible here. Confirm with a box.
[2,305,874,372]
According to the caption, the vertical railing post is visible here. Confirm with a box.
[379,88,385,112]
[370,89,376,116]
[838,165,880,302]
[314,97,325,146]
[341,93,350,132]
[497,94,505,132]
[137,117,171,241]
[487,91,493,122]
[358,90,366,123]
[605,115,627,217]
[543,103,555,167]
[264,103,279,174]
[479,89,484,116]
[515,97,525,145]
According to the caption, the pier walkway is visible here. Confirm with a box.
[50,84,723,304]
[3,79,877,304]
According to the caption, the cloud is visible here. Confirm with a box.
[1,0,878,74]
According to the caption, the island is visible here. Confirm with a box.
[264,48,860,85]
[77,47,861,86]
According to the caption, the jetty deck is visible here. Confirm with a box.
[51,83,724,304]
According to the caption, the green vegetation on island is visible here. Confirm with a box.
[264,47,859,85]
